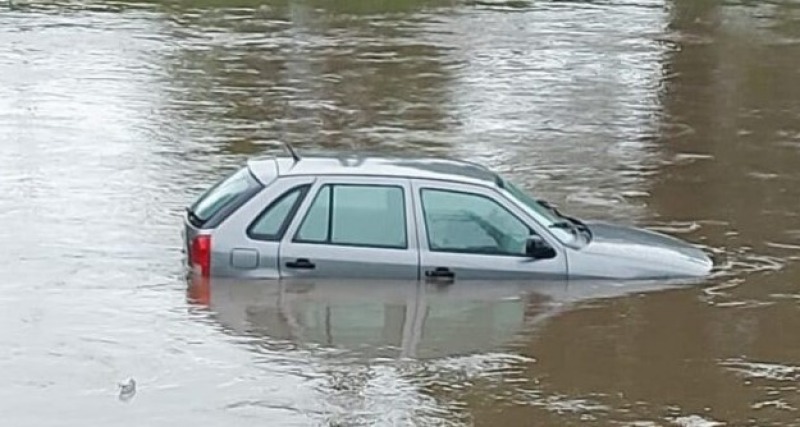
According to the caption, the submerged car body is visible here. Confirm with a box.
[184,154,713,281]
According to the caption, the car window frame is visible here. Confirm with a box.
[419,187,535,258]
[291,182,409,250]
[411,179,564,259]
[246,184,311,242]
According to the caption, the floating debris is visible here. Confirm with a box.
[118,378,136,402]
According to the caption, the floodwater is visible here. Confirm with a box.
[1,0,799,425]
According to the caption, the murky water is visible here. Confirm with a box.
[1,0,799,425]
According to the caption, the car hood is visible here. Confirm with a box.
[579,221,713,276]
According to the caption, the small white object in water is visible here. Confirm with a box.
[671,415,724,427]
[118,378,136,402]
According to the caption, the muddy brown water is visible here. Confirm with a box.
[1,0,800,425]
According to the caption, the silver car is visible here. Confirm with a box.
[184,151,713,281]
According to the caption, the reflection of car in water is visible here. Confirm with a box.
[188,277,694,359]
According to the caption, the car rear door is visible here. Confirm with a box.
[411,179,567,281]
[207,175,315,278]
[278,176,418,280]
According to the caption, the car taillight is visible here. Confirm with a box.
[190,235,211,277]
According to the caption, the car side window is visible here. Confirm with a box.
[421,188,531,256]
[248,185,309,241]
[295,184,407,249]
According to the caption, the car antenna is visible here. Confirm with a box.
[283,141,301,163]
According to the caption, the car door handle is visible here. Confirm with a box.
[425,267,455,279]
[285,258,316,269]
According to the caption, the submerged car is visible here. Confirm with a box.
[184,151,713,281]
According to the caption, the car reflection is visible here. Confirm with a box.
[188,277,697,359]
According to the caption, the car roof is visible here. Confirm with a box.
[248,154,502,187]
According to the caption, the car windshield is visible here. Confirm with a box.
[500,178,576,242]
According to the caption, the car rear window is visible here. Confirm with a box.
[294,184,407,249]
[247,185,310,241]
[188,167,262,228]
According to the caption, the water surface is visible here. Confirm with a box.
[1,0,799,425]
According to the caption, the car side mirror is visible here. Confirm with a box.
[525,235,556,259]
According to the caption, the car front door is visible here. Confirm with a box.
[278,176,418,280]
[412,179,567,281]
